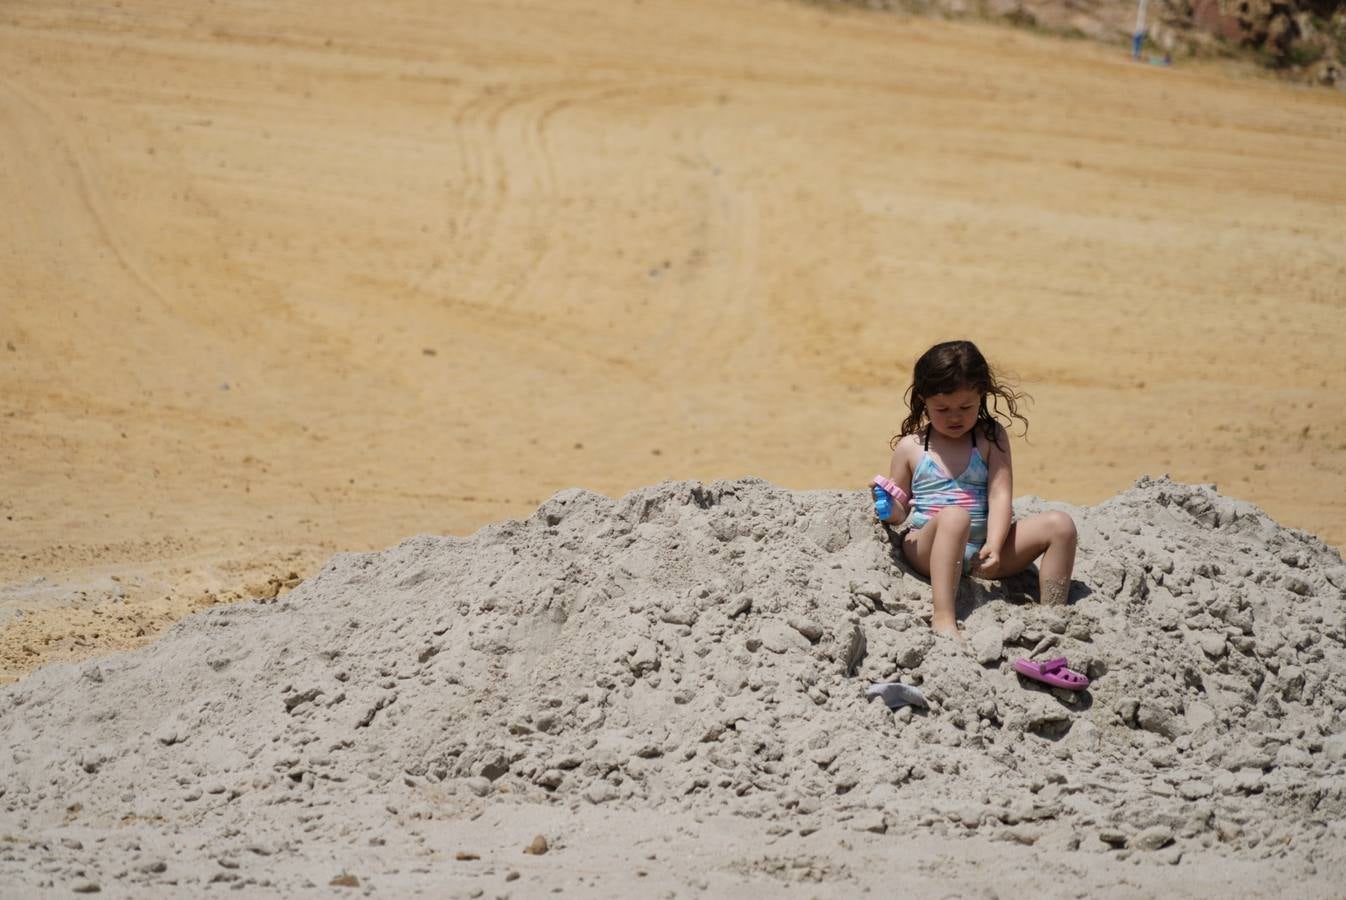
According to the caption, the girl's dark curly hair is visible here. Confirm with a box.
[889,340,1030,452]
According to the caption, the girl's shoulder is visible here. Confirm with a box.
[980,419,1013,458]
[892,431,924,453]
[890,432,924,466]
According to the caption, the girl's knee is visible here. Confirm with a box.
[1048,510,1077,544]
[937,506,972,534]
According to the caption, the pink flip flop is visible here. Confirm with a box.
[1013,657,1090,691]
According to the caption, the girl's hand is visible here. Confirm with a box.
[973,547,1001,577]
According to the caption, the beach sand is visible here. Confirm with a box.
[1,0,1343,702]
[4,3,1346,893]
[3,478,1345,896]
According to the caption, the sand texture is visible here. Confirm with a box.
[2,477,1345,896]
[2,0,1346,683]
[3,1,1346,892]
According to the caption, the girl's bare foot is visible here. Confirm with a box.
[932,619,971,650]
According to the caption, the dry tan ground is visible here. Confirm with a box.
[2,0,1344,683]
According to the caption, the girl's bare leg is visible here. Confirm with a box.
[902,506,972,636]
[987,511,1078,606]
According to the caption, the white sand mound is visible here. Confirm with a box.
[3,477,1345,895]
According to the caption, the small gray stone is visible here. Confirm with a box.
[759,621,807,654]
[851,580,883,601]
[1199,634,1226,658]
[625,637,660,674]
[584,781,620,804]
[994,825,1041,845]
[1130,825,1174,851]
[1235,769,1264,793]
[809,746,839,769]
[1157,847,1184,865]
[951,805,987,828]
[660,604,698,626]
[1066,618,1093,641]
[1283,576,1312,596]
[1279,665,1305,701]
[1020,694,1068,729]
[534,769,564,789]
[1275,744,1312,768]
[1184,702,1216,732]
[891,630,931,669]
[971,628,1004,665]
[865,783,901,809]
[1065,718,1101,752]
[1322,733,1346,762]
[1138,703,1186,740]
[849,811,887,833]
[1099,830,1128,847]
[808,515,850,552]
[788,617,824,643]
[1221,742,1273,771]
[1177,780,1213,800]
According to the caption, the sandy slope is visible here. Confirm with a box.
[3,478,1345,896]
[2,0,1345,681]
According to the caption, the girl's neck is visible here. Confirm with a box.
[928,427,969,444]
[926,418,983,446]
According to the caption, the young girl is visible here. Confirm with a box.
[872,340,1077,640]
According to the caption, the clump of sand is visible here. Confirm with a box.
[2,476,1344,895]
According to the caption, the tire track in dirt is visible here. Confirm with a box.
[434,78,610,314]
[473,78,561,311]
[0,77,175,318]
[434,68,775,385]
[647,142,764,384]
[422,75,679,381]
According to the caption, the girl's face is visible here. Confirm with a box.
[925,387,981,439]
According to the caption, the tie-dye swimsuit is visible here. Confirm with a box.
[907,426,989,567]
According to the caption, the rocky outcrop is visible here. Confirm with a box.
[849,0,1346,87]
[1162,0,1346,83]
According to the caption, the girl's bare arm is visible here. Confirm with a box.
[983,424,1013,552]
[880,437,918,522]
